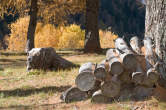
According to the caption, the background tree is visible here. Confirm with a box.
[0,0,85,52]
[84,0,101,53]
[145,0,166,87]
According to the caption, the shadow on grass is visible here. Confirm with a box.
[0,85,71,98]
[0,103,63,110]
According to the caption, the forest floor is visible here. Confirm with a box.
[0,50,166,110]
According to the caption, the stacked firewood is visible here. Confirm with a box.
[61,36,160,103]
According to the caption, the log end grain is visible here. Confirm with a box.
[75,72,96,91]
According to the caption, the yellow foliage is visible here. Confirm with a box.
[6,17,85,51]
[99,30,118,48]
[58,24,85,49]
[6,16,117,51]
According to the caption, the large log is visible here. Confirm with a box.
[115,38,137,70]
[143,37,159,84]
[60,87,88,103]
[94,63,107,81]
[91,90,113,103]
[27,48,76,71]
[130,36,142,54]
[132,86,154,100]
[132,63,145,84]
[101,75,121,97]
[106,49,124,75]
[118,70,132,84]
[75,62,96,91]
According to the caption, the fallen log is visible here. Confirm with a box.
[101,75,121,97]
[27,48,76,71]
[106,49,124,75]
[60,87,88,103]
[115,38,137,70]
[75,62,96,91]
[130,36,142,54]
[91,90,113,103]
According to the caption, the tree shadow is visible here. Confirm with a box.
[0,102,63,110]
[0,85,71,97]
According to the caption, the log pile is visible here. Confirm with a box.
[61,36,160,103]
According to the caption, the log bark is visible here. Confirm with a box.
[60,87,88,103]
[106,49,124,75]
[91,90,113,103]
[75,62,96,91]
[130,36,142,54]
[94,63,107,81]
[101,75,121,97]
[115,38,137,70]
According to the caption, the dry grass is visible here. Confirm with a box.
[0,51,166,110]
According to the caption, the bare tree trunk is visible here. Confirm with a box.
[25,0,38,53]
[84,0,101,53]
[145,0,166,85]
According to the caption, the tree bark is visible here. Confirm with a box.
[84,0,101,53]
[25,0,38,53]
[145,0,166,87]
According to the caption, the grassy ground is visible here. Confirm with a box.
[0,51,166,110]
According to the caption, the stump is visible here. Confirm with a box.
[60,87,88,103]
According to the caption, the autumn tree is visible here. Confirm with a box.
[84,0,101,53]
[0,0,85,52]
[145,0,166,87]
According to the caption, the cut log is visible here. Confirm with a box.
[147,68,159,84]
[91,90,113,103]
[130,36,142,54]
[132,86,154,100]
[87,80,101,97]
[115,38,137,70]
[27,47,76,71]
[143,37,157,70]
[118,70,132,84]
[75,62,96,91]
[106,49,124,75]
[94,63,107,81]
[132,63,145,84]
[101,75,121,97]
[60,87,88,103]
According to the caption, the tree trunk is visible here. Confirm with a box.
[25,0,38,53]
[145,0,166,87]
[84,0,101,53]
